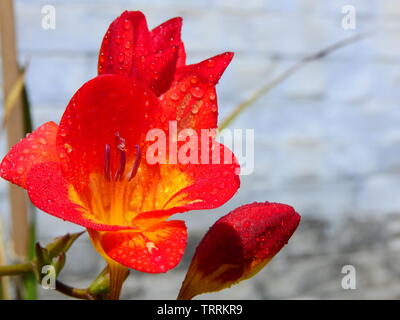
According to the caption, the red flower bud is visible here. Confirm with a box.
[178,202,301,300]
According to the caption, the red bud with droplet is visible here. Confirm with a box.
[177,202,300,300]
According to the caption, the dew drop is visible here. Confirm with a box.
[180,83,187,93]
[99,52,106,63]
[206,59,215,68]
[39,138,47,145]
[170,93,179,101]
[190,86,204,99]
[191,102,201,114]
[190,76,198,84]
[125,40,132,49]
[123,19,131,30]
[64,144,73,153]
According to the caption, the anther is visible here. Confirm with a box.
[114,133,127,181]
[128,144,141,181]
[104,144,111,181]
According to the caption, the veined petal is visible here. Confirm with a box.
[150,17,182,52]
[150,17,186,67]
[159,53,234,131]
[175,52,234,85]
[134,142,240,224]
[0,121,59,188]
[178,202,301,300]
[26,162,133,231]
[98,220,187,273]
[159,75,219,131]
[133,46,179,96]
[57,74,162,194]
[98,11,150,76]
[98,11,182,96]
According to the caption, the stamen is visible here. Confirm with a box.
[128,144,141,181]
[114,133,127,181]
[104,144,111,181]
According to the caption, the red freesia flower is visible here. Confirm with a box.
[0,11,239,298]
[178,202,301,300]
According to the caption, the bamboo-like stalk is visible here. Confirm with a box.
[0,218,10,299]
[0,0,32,299]
[0,0,30,261]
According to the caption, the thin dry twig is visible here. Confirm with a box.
[219,33,369,130]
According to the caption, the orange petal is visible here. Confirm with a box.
[26,161,134,231]
[98,220,187,273]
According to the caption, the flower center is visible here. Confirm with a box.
[104,132,141,182]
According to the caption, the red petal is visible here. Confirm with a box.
[175,52,234,85]
[26,162,132,231]
[98,11,150,76]
[133,46,179,96]
[150,17,185,67]
[176,42,186,68]
[98,11,181,96]
[134,142,240,223]
[159,75,219,131]
[150,17,183,52]
[100,220,187,273]
[178,202,301,299]
[158,53,233,131]
[0,122,59,188]
[57,74,162,194]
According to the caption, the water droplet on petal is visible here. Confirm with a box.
[123,19,131,30]
[170,93,179,101]
[207,59,215,68]
[180,84,187,93]
[125,40,132,49]
[64,144,73,153]
[190,76,198,84]
[190,87,204,99]
[191,102,201,114]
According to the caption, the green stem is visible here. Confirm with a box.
[0,262,33,276]
[55,281,95,300]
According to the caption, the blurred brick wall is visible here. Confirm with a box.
[1,0,400,299]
